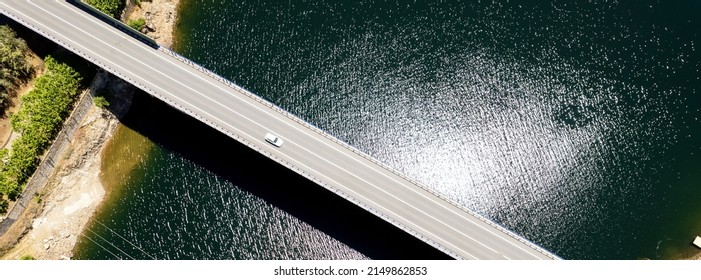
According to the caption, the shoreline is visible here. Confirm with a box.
[0,0,180,259]
[689,247,701,260]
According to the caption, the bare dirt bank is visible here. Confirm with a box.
[125,0,179,48]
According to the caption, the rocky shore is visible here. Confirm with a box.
[125,0,179,48]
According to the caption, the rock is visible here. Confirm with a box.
[44,243,50,250]
[32,217,45,228]
[146,23,156,32]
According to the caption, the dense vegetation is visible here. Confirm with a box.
[0,25,32,111]
[0,56,81,213]
[86,0,125,18]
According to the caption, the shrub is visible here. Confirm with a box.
[93,95,110,109]
[0,199,8,214]
[128,18,146,32]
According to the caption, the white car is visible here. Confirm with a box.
[265,132,283,147]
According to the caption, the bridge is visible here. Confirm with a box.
[1,1,559,260]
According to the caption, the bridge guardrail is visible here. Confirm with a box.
[66,0,158,49]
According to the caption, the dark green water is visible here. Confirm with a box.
[75,0,701,259]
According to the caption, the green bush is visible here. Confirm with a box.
[0,198,8,214]
[0,56,81,205]
[93,95,110,109]
[34,192,43,204]
[19,255,35,260]
[128,18,146,32]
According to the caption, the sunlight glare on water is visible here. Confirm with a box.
[75,0,701,260]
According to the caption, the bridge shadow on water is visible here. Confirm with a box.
[120,91,450,260]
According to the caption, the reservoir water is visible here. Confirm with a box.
[74,0,701,259]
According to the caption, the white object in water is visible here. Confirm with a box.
[693,236,701,249]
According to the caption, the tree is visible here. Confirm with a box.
[0,25,32,110]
